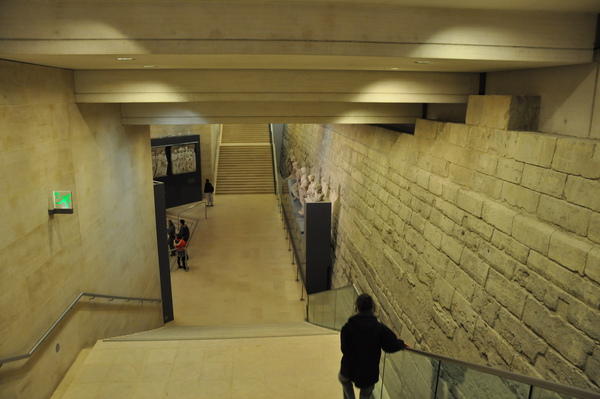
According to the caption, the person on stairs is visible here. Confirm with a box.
[174,234,188,271]
[339,293,407,399]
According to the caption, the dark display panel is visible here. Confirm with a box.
[151,135,202,208]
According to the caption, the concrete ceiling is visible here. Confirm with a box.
[1,1,598,124]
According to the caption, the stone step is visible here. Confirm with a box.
[106,322,336,342]
[217,124,274,194]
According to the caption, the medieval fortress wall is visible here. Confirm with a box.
[282,95,599,391]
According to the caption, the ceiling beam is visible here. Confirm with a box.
[0,2,595,72]
[121,101,423,124]
[75,69,480,104]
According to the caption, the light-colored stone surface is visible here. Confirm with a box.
[0,60,163,399]
[487,63,599,138]
[54,333,342,399]
[281,94,599,392]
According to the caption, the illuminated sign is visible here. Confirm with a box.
[50,191,74,214]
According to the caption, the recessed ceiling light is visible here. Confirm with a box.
[116,57,135,61]
[143,65,157,68]
[414,60,432,64]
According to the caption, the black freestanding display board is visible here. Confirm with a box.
[281,179,331,294]
[151,135,202,208]
[303,199,331,294]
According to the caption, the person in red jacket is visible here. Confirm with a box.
[339,293,407,399]
[174,234,188,271]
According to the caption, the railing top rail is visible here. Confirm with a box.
[177,200,207,221]
[306,286,599,399]
[404,347,599,399]
[308,284,360,297]
[0,292,162,366]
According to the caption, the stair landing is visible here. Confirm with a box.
[52,324,342,399]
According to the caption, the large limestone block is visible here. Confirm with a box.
[466,95,540,131]
[486,269,527,317]
[501,182,540,214]
[537,195,591,236]
[459,248,489,286]
[528,251,599,309]
[450,293,478,334]
[438,122,469,147]
[515,131,557,168]
[586,247,600,284]
[456,189,484,217]
[552,137,600,179]
[491,230,530,264]
[564,175,600,212]
[589,214,600,244]
[548,231,593,274]
[522,297,594,368]
[521,164,566,198]
[496,308,547,363]
[496,158,524,184]
[414,118,439,139]
[482,199,517,234]
[512,215,553,255]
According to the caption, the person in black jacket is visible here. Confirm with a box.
[204,179,215,206]
[339,293,407,399]
[167,219,176,256]
[179,219,190,242]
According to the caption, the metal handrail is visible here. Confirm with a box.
[399,348,600,399]
[306,285,600,399]
[270,124,279,194]
[177,200,207,221]
[0,292,162,366]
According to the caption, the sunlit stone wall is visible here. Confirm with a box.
[0,60,163,399]
[282,95,599,392]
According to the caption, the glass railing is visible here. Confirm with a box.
[306,286,599,399]
[307,285,359,331]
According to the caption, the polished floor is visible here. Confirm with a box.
[168,194,307,326]
[52,194,345,399]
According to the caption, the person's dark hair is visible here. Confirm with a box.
[180,219,185,225]
[176,234,182,239]
[356,294,374,312]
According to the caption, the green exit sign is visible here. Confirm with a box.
[50,191,73,214]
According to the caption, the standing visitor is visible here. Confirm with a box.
[174,234,188,271]
[179,219,190,242]
[167,220,176,256]
[339,293,407,399]
[204,178,215,206]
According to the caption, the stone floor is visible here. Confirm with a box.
[167,194,307,327]
[52,194,346,399]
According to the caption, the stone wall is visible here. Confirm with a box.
[0,60,163,399]
[281,95,599,392]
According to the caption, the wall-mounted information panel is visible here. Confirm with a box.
[151,135,202,208]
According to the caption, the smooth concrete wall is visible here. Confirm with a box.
[0,60,163,399]
[282,97,599,392]
[487,61,600,139]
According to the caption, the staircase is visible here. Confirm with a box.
[216,124,275,195]
[51,323,342,399]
